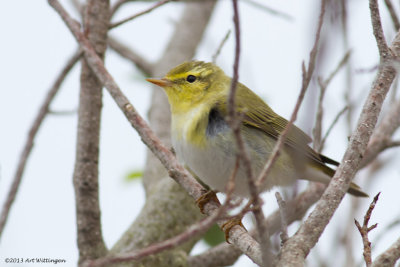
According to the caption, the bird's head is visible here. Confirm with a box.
[147,61,228,113]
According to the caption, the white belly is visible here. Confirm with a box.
[172,128,300,198]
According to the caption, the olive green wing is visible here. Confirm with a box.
[233,82,337,166]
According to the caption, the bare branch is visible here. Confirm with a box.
[110,0,135,16]
[384,0,400,31]
[370,0,390,58]
[212,29,231,63]
[277,58,396,266]
[276,6,399,266]
[361,98,400,168]
[108,36,154,75]
[227,1,273,265]
[246,2,327,263]
[275,192,289,244]
[371,217,400,250]
[242,0,294,21]
[371,237,400,267]
[73,0,110,261]
[314,50,350,150]
[355,192,380,267]
[313,78,327,151]
[48,109,77,115]
[48,1,262,264]
[110,0,171,29]
[0,50,81,239]
[385,140,400,148]
[90,165,243,267]
[188,184,326,267]
[320,105,348,151]
[257,0,326,190]
[188,244,242,267]
[85,191,235,267]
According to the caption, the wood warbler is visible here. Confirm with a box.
[147,61,368,199]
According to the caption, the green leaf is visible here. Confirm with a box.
[125,170,143,182]
[203,224,225,246]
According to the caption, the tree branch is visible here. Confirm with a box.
[188,184,326,267]
[384,0,400,31]
[361,98,400,168]
[355,192,380,267]
[113,3,219,266]
[110,0,134,17]
[110,0,171,29]
[0,50,81,239]
[47,1,262,265]
[370,0,390,58]
[227,0,272,265]
[256,0,326,187]
[72,0,110,262]
[275,192,289,244]
[275,2,399,264]
[320,105,348,152]
[313,51,350,151]
[85,194,233,267]
[212,29,231,63]
[371,236,400,267]
[108,36,154,75]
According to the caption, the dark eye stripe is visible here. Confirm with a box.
[186,75,196,83]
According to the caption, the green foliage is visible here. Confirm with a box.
[203,224,225,247]
[125,170,143,182]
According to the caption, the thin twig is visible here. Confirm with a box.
[385,140,400,148]
[389,77,398,103]
[313,78,326,151]
[384,0,400,31]
[110,0,171,29]
[254,1,327,263]
[188,183,326,267]
[276,1,399,263]
[370,0,390,58]
[257,0,326,188]
[108,36,153,75]
[371,237,400,267]
[225,157,240,197]
[320,106,348,151]
[355,192,380,267]
[275,192,289,244]
[110,0,135,16]
[325,51,351,86]
[227,0,241,124]
[85,187,236,267]
[314,50,351,151]
[48,109,77,116]
[212,30,231,63]
[242,0,293,21]
[361,98,400,168]
[87,215,223,267]
[371,217,400,251]
[47,1,262,264]
[70,0,84,16]
[227,0,273,266]
[341,0,354,137]
[0,50,82,239]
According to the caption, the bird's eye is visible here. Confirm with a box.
[186,75,196,83]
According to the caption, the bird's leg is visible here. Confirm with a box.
[195,190,220,214]
[221,215,245,242]
[196,190,247,242]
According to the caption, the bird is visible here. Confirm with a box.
[146,61,368,202]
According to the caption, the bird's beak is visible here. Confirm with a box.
[146,78,172,88]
